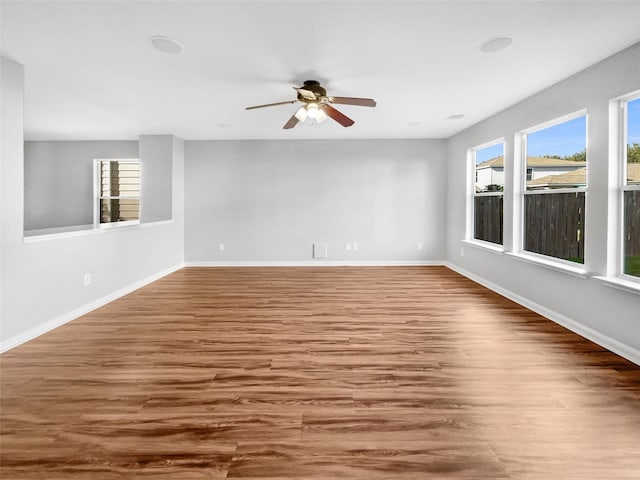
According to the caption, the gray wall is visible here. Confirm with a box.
[185,139,446,263]
[446,43,640,361]
[1,57,185,349]
[140,135,173,223]
[24,140,139,230]
[24,136,175,230]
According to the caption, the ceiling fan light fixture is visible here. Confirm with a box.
[316,107,328,123]
[294,106,308,122]
[307,103,319,119]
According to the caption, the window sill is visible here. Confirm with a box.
[24,224,95,241]
[594,276,640,295]
[96,220,140,230]
[23,219,173,243]
[462,239,504,254]
[505,252,589,278]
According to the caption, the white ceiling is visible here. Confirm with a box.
[2,0,639,141]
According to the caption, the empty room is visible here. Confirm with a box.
[1,1,640,478]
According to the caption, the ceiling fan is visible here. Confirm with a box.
[245,80,376,129]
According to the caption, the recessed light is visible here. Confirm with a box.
[448,114,465,120]
[150,36,183,54]
[408,121,422,127]
[480,36,513,53]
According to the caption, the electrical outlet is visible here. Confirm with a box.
[353,243,359,251]
[460,247,464,257]
[417,242,423,250]
[313,243,328,259]
[345,242,351,251]
[83,273,91,286]
[218,243,224,252]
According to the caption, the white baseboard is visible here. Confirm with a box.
[445,262,640,366]
[0,263,185,354]
[185,260,444,267]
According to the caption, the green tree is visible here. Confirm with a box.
[562,149,587,162]
[628,143,640,163]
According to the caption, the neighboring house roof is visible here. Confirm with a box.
[476,156,505,168]
[628,163,640,184]
[525,163,640,188]
[527,167,587,188]
[527,157,586,168]
[476,156,586,169]
[476,156,504,169]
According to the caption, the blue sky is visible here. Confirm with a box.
[628,97,640,145]
[474,116,585,164]
[475,99,639,164]
[527,116,586,158]
[475,142,504,163]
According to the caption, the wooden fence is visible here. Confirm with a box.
[524,192,584,263]
[474,191,639,264]
[625,190,640,256]
[474,195,503,245]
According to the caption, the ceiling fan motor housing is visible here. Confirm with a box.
[298,80,326,102]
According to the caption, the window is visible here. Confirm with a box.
[96,159,140,225]
[472,141,504,245]
[522,114,587,264]
[622,96,640,278]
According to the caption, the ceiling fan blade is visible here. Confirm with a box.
[320,104,354,127]
[329,96,377,107]
[245,100,297,110]
[294,87,317,101]
[283,114,299,129]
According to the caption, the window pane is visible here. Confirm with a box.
[473,142,504,245]
[624,99,640,277]
[474,195,503,244]
[100,161,140,197]
[100,199,140,223]
[526,116,586,191]
[623,191,640,277]
[524,192,585,263]
[626,98,640,186]
[474,143,504,193]
[99,160,140,224]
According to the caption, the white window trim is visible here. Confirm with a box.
[462,238,504,254]
[515,109,588,269]
[594,275,640,296]
[23,220,173,243]
[94,158,141,228]
[603,91,640,291]
[506,251,589,278]
[523,187,587,196]
[467,138,505,251]
[474,191,504,198]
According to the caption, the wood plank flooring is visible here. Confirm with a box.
[1,266,639,479]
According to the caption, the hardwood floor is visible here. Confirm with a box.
[1,266,639,479]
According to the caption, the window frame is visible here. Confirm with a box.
[94,158,141,228]
[617,93,640,283]
[517,110,588,268]
[467,139,505,249]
